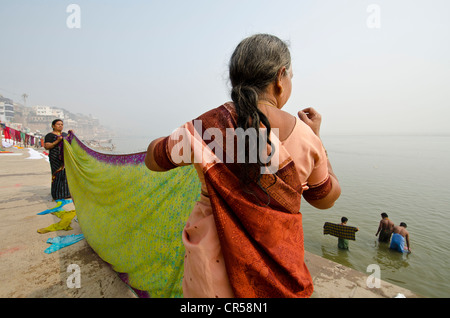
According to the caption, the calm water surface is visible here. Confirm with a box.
[111,134,450,298]
[302,135,450,298]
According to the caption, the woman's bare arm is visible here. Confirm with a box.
[144,137,167,172]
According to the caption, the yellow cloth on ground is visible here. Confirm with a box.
[37,210,77,234]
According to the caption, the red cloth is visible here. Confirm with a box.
[4,127,11,140]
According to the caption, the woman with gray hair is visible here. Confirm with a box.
[145,34,341,298]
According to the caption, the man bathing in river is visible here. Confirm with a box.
[375,212,394,243]
[390,223,411,253]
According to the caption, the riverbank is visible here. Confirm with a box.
[0,145,422,298]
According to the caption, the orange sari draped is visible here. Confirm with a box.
[155,103,313,297]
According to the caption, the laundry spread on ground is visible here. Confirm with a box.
[37,199,73,215]
[37,210,77,234]
[44,234,85,254]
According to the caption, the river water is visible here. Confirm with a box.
[302,135,450,298]
[110,134,450,298]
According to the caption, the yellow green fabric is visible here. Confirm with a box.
[37,210,77,233]
[63,136,201,298]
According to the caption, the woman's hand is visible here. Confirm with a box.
[298,107,322,137]
[298,107,341,209]
[44,136,63,151]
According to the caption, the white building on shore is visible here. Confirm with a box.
[33,105,65,119]
[1,94,113,140]
[0,96,15,123]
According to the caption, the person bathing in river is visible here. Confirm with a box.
[338,217,358,250]
[375,212,394,243]
[390,223,411,253]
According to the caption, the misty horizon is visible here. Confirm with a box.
[1,0,450,139]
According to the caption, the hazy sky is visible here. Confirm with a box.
[1,0,449,138]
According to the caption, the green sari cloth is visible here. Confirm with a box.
[63,132,201,297]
